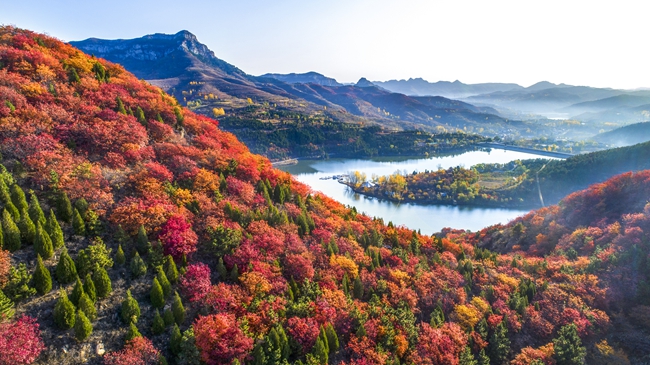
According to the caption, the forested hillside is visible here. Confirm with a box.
[0,26,648,365]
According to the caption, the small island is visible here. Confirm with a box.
[343,161,536,208]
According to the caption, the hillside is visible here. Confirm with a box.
[590,122,650,147]
[71,31,551,155]
[1,26,650,365]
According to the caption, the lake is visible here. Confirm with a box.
[279,149,560,234]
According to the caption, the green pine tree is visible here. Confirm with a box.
[163,308,175,327]
[325,323,339,353]
[0,289,15,320]
[75,249,91,277]
[553,324,586,365]
[70,277,84,306]
[130,252,147,278]
[4,263,36,301]
[10,184,28,212]
[170,324,182,355]
[230,264,239,282]
[356,323,367,338]
[72,208,86,236]
[34,221,54,259]
[488,321,510,365]
[56,248,77,284]
[477,349,490,365]
[312,337,328,365]
[18,208,36,246]
[178,327,201,365]
[125,321,142,341]
[83,273,97,303]
[0,178,10,205]
[78,291,97,321]
[74,198,88,219]
[116,97,127,114]
[150,277,165,309]
[0,215,4,249]
[46,209,64,249]
[156,267,171,298]
[74,309,92,341]
[459,346,477,365]
[32,255,52,295]
[28,192,46,227]
[4,201,20,222]
[115,244,126,266]
[353,276,364,299]
[152,309,165,335]
[172,291,185,325]
[2,209,21,252]
[120,289,141,324]
[92,266,112,299]
[135,106,146,125]
[136,225,150,254]
[216,257,227,279]
[57,191,73,223]
[164,255,179,283]
[430,306,445,328]
[54,289,76,329]
[319,325,329,353]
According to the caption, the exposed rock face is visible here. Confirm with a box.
[70,30,245,80]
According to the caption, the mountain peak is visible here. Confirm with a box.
[356,77,375,87]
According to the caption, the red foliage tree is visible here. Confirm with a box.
[414,322,467,365]
[158,214,198,258]
[103,337,160,365]
[180,263,212,303]
[0,315,45,365]
[193,313,253,365]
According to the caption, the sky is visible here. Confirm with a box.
[2,0,648,89]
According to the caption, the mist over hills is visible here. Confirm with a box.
[71,31,545,138]
[590,122,650,147]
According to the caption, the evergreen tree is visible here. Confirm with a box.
[32,255,52,295]
[178,327,201,365]
[70,277,84,306]
[353,276,364,299]
[356,323,367,338]
[312,337,328,365]
[0,289,15,320]
[83,273,97,303]
[116,97,127,114]
[74,309,92,341]
[57,191,73,223]
[150,277,165,309]
[136,225,150,254]
[477,349,490,365]
[172,291,185,325]
[114,225,132,249]
[325,323,339,353]
[130,252,147,278]
[54,289,76,329]
[56,248,77,284]
[0,215,4,249]
[34,221,53,259]
[78,292,97,321]
[2,209,21,251]
[125,321,142,341]
[430,306,445,328]
[152,309,165,335]
[115,244,126,265]
[163,308,175,327]
[170,324,182,355]
[10,184,28,212]
[342,274,349,296]
[74,198,89,219]
[75,249,92,277]
[319,325,329,353]
[553,324,586,365]
[28,192,46,227]
[72,208,86,236]
[92,266,112,298]
[0,178,10,205]
[46,209,64,249]
[135,106,146,125]
[460,346,477,365]
[120,290,141,324]
[18,208,36,246]
[4,201,20,222]
[164,255,179,283]
[230,264,239,282]
[4,263,36,301]
[488,321,510,365]
[216,257,227,279]
[157,267,172,298]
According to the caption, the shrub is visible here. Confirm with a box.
[54,289,76,329]
[130,252,147,278]
[3,263,35,302]
[115,244,126,266]
[103,337,160,365]
[0,315,45,365]
[55,248,77,284]
[32,255,51,295]
[0,289,15,320]
[125,321,142,342]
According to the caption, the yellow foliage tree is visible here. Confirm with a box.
[454,304,481,331]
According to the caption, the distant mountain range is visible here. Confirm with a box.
[371,78,523,98]
[71,31,544,137]
[590,122,650,147]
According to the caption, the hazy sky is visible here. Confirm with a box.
[2,0,647,89]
